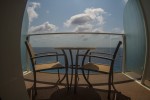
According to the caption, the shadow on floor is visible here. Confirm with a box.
[33,86,130,100]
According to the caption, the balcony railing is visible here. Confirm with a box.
[23,32,125,74]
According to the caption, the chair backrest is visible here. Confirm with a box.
[112,41,122,60]
[109,41,122,72]
[25,41,36,66]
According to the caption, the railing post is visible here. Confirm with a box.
[122,35,126,73]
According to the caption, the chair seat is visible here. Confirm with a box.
[83,62,110,73]
[35,62,63,71]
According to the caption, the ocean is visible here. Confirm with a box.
[25,47,123,74]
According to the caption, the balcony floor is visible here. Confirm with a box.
[24,72,150,100]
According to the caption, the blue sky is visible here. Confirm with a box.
[27,0,128,34]
[26,0,128,47]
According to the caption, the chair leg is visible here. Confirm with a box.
[87,70,90,80]
[55,78,61,95]
[77,75,80,82]
[108,83,111,100]
[108,73,112,100]
[82,69,93,88]
[59,73,66,83]
[70,65,74,89]
[57,69,60,83]
[31,87,36,100]
[111,72,117,92]
[27,87,32,100]
[59,73,70,91]
[56,85,61,96]
[33,72,37,96]
[56,69,61,93]
[33,84,37,96]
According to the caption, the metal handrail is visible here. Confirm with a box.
[27,32,124,36]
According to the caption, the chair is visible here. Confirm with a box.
[78,41,122,100]
[25,41,65,97]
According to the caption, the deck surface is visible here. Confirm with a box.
[24,72,150,100]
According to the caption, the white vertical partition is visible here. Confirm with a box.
[123,0,146,75]
[140,0,150,82]
[0,1,29,100]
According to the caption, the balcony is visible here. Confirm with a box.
[23,33,150,100]
[1,0,150,100]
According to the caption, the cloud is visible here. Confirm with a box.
[64,8,106,28]
[84,8,105,19]
[93,27,104,32]
[96,16,105,25]
[28,22,58,34]
[112,27,124,33]
[122,0,128,5]
[74,24,93,32]
[65,14,92,27]
[73,24,104,32]
[27,2,40,25]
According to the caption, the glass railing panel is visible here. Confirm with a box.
[29,33,122,48]
[28,33,123,73]
[21,9,29,72]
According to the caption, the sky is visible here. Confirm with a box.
[26,0,128,47]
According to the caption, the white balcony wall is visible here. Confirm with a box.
[123,0,146,75]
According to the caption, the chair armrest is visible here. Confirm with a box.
[32,53,64,59]
[89,52,113,56]
[77,54,113,67]
[35,52,58,56]
[78,54,113,61]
